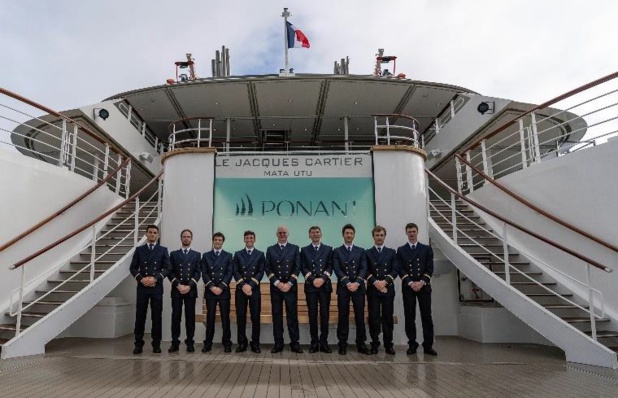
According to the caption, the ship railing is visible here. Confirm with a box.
[114,100,163,153]
[168,117,214,151]
[372,114,422,148]
[0,88,132,194]
[423,95,468,145]
[426,168,611,341]
[7,172,164,339]
[456,71,618,194]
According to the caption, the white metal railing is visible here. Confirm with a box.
[8,186,162,338]
[372,114,422,148]
[0,89,131,196]
[168,117,214,150]
[424,95,468,144]
[115,101,163,153]
[428,185,606,341]
[456,74,618,194]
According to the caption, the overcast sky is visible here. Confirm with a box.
[1,0,617,112]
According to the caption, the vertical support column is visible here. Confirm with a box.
[455,157,463,194]
[58,119,67,167]
[115,154,123,194]
[586,264,597,341]
[103,144,110,179]
[450,193,457,244]
[226,118,231,152]
[530,113,542,164]
[502,223,510,285]
[344,116,350,151]
[372,145,428,346]
[518,119,528,169]
[465,151,474,193]
[70,125,78,172]
[90,225,97,283]
[134,197,140,247]
[480,139,493,180]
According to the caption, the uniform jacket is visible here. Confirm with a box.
[397,242,434,293]
[332,244,367,296]
[233,248,266,292]
[168,248,201,298]
[201,250,234,300]
[129,243,172,295]
[300,243,333,293]
[265,243,301,288]
[365,246,399,297]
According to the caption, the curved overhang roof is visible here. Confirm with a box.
[104,73,478,145]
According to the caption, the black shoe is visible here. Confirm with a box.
[338,347,347,355]
[357,344,369,355]
[406,347,417,355]
[133,346,143,355]
[291,343,303,354]
[187,345,195,353]
[369,346,378,355]
[309,344,319,354]
[271,345,284,353]
[224,346,232,353]
[423,347,438,356]
[236,345,247,353]
[385,347,396,355]
[153,346,162,354]
[168,345,179,353]
[202,344,212,353]
[250,344,261,354]
[320,344,332,353]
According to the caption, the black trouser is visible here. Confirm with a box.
[236,288,261,346]
[367,295,394,348]
[270,286,299,346]
[306,289,331,345]
[134,293,163,347]
[204,298,231,347]
[171,295,196,346]
[402,288,434,348]
[336,291,366,348]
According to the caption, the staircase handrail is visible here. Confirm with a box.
[461,71,618,153]
[454,153,618,253]
[10,171,164,270]
[425,167,612,273]
[0,157,131,253]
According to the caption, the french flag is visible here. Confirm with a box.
[286,21,310,48]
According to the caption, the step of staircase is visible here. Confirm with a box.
[584,330,618,338]
[562,317,611,324]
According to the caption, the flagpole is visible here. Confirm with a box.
[282,7,290,76]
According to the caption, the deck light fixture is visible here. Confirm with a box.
[94,108,110,120]
[477,101,495,115]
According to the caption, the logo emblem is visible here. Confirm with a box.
[235,193,254,216]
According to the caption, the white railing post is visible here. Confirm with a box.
[103,144,110,179]
[124,160,132,199]
[127,105,132,123]
[451,193,457,244]
[171,124,176,150]
[586,264,597,341]
[434,118,440,134]
[90,225,96,283]
[465,151,474,193]
[518,119,528,169]
[114,154,122,193]
[226,118,231,152]
[344,116,350,152]
[15,266,25,337]
[92,156,100,181]
[373,116,378,145]
[530,113,542,164]
[134,197,140,247]
[58,119,68,167]
[70,125,78,172]
[480,139,493,180]
[197,119,202,148]
[157,178,163,217]
[455,157,463,194]
[450,100,456,118]
[208,118,213,148]
[502,222,510,285]
[141,123,146,137]
[385,117,391,145]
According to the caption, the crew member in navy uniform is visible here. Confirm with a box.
[265,225,303,354]
[167,229,201,353]
[201,232,234,353]
[365,225,399,355]
[332,223,369,355]
[300,225,333,354]
[233,230,266,353]
[129,224,171,354]
[397,222,437,356]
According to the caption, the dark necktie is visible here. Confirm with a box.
[280,245,284,251]
[377,247,382,254]
[314,245,319,251]
[247,249,252,256]
[347,246,351,253]
[149,244,153,251]
[411,244,416,250]
[215,251,220,257]
[183,249,188,255]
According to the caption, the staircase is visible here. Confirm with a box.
[428,198,618,368]
[0,201,159,358]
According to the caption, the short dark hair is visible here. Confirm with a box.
[405,223,419,231]
[213,232,225,241]
[180,229,193,238]
[244,230,255,238]
[342,223,355,234]
[372,225,387,235]
[146,225,159,233]
[308,226,321,233]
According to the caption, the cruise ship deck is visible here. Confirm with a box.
[1,336,617,397]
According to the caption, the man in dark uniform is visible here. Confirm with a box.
[332,223,369,355]
[129,224,171,354]
[168,229,201,353]
[201,232,234,353]
[265,225,303,354]
[300,225,333,353]
[233,230,266,353]
[397,222,437,356]
[365,225,399,355]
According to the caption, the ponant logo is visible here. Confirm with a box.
[235,193,254,216]
[235,193,356,218]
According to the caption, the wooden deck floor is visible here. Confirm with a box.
[0,335,617,397]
